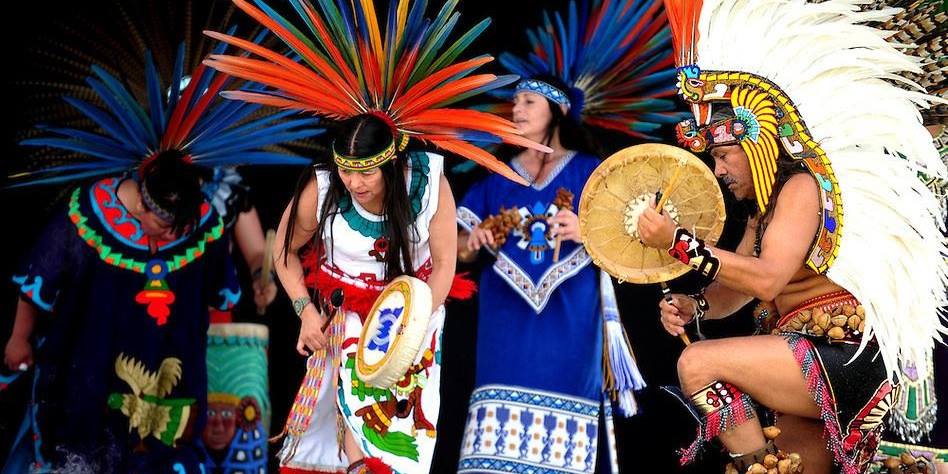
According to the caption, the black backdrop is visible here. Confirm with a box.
[0,1,756,472]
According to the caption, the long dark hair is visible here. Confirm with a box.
[140,149,203,236]
[283,114,416,280]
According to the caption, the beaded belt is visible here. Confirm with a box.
[773,290,866,343]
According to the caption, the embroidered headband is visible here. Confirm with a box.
[331,132,409,171]
[515,79,571,110]
[140,179,177,224]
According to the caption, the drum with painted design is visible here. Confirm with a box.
[356,276,432,388]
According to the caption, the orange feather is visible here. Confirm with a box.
[230,0,362,104]
[162,63,207,149]
[204,30,361,108]
[391,56,493,112]
[396,74,500,118]
[663,0,703,66]
[203,57,354,114]
[427,139,528,186]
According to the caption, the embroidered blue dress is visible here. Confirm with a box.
[457,152,619,474]
[4,177,240,474]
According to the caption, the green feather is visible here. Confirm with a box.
[426,18,491,75]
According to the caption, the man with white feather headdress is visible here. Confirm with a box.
[634,1,948,473]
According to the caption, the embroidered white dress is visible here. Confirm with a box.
[279,152,446,474]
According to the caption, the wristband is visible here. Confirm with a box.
[690,292,709,321]
[292,296,313,318]
[668,227,721,279]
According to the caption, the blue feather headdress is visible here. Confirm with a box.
[500,0,686,139]
[11,29,321,188]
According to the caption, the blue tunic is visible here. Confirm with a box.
[4,177,240,474]
[457,152,616,474]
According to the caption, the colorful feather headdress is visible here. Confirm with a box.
[664,0,948,381]
[12,29,319,188]
[202,0,555,185]
[498,0,684,139]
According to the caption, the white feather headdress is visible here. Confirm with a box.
[665,0,948,380]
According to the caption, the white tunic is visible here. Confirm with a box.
[279,152,446,474]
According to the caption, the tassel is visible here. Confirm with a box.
[603,318,646,416]
[447,272,477,300]
[275,434,300,466]
[680,381,757,465]
[599,270,645,417]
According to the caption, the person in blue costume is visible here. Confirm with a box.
[3,151,241,473]
[456,75,624,474]
[1,33,315,472]
[455,1,683,472]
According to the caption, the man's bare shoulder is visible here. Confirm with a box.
[775,172,820,212]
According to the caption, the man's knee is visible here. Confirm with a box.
[677,341,717,393]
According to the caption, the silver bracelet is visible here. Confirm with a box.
[292,296,313,318]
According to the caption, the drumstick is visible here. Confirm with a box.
[257,229,277,315]
[661,282,691,346]
[552,188,574,263]
[656,163,684,211]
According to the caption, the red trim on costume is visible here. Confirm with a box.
[209,309,232,324]
[279,467,343,474]
[788,335,858,474]
[92,178,211,249]
[302,249,476,319]
[363,457,393,474]
[342,337,360,350]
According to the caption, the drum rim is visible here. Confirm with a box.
[356,276,416,375]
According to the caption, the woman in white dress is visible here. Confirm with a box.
[273,114,458,474]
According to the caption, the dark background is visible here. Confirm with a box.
[0,1,756,472]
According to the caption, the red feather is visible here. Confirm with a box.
[162,63,206,149]
[448,273,477,300]
[663,0,703,66]
[427,139,528,186]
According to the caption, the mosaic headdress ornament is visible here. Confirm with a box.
[664,0,948,380]
[13,32,318,197]
[500,0,684,139]
[203,0,555,184]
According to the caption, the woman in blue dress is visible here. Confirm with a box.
[457,75,629,474]
[454,1,683,471]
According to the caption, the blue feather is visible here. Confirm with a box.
[87,69,154,150]
[167,44,186,125]
[8,167,128,188]
[197,152,313,167]
[63,97,141,154]
[28,127,134,160]
[21,137,139,162]
[144,51,166,139]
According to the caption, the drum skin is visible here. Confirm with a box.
[356,276,433,388]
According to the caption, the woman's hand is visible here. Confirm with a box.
[252,272,278,310]
[4,336,32,371]
[549,209,581,243]
[659,294,697,337]
[637,200,677,249]
[466,226,496,252]
[296,305,329,356]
